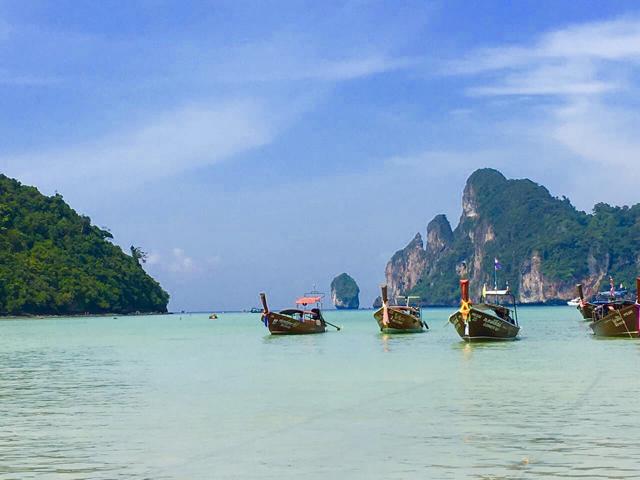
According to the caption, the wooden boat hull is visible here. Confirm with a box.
[449,307,519,341]
[589,304,639,338]
[577,303,595,320]
[373,307,425,333]
[263,312,326,335]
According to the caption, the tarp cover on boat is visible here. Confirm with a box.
[296,296,322,305]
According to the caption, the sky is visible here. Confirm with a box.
[2,0,640,311]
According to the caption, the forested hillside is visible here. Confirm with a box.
[0,174,169,315]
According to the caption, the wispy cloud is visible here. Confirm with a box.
[0,99,277,191]
[206,47,419,84]
[449,16,640,97]
[167,248,197,274]
[552,98,640,168]
[146,248,220,276]
[440,15,640,208]
[0,4,422,196]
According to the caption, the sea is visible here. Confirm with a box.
[1,307,639,479]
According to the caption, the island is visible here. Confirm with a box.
[0,174,169,315]
[385,168,640,305]
[330,273,360,309]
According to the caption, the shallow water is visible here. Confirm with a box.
[1,307,639,479]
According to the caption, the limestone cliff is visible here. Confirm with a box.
[385,233,427,301]
[384,168,640,305]
[330,273,360,309]
[426,214,453,258]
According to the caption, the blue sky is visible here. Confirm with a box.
[2,0,640,310]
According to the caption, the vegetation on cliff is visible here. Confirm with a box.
[390,168,640,305]
[330,273,360,309]
[0,174,169,315]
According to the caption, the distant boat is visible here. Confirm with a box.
[373,285,427,333]
[588,277,639,338]
[209,313,218,320]
[259,291,340,335]
[567,297,580,307]
[249,307,262,313]
[449,279,520,342]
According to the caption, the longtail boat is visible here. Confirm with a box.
[373,285,427,333]
[576,278,631,320]
[448,279,519,341]
[588,277,639,338]
[259,292,340,335]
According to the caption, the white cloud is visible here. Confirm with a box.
[168,248,197,274]
[291,55,418,82]
[145,251,162,266]
[0,99,276,191]
[552,98,640,167]
[466,62,616,97]
[442,15,640,208]
[145,248,220,277]
[448,16,640,97]
[210,53,418,83]
[540,18,640,60]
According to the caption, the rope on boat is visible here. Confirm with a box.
[616,308,634,339]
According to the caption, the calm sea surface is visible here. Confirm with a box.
[1,307,639,479]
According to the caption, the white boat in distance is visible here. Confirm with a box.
[567,297,580,307]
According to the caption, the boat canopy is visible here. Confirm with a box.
[597,290,627,297]
[296,296,322,305]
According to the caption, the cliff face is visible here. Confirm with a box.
[426,214,453,258]
[330,273,360,309]
[385,233,427,301]
[385,168,640,305]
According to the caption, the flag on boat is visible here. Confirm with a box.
[494,258,502,271]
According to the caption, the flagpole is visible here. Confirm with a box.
[494,265,497,290]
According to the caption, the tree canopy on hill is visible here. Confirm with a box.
[0,174,169,315]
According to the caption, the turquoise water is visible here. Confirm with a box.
[1,307,639,479]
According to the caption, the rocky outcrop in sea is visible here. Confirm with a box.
[331,273,360,309]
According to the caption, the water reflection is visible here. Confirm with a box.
[450,338,520,363]
[378,331,426,352]
[261,332,327,355]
